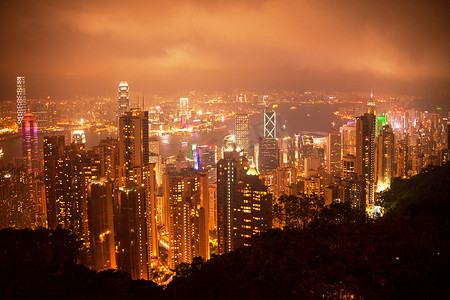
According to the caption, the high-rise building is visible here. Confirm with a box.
[21,113,39,173]
[179,97,189,123]
[376,116,386,137]
[341,154,356,180]
[217,148,271,254]
[43,135,65,229]
[149,136,159,155]
[16,76,27,125]
[233,166,272,248]
[91,138,119,181]
[326,130,341,178]
[217,147,250,254]
[142,164,159,267]
[394,139,407,178]
[117,109,158,274]
[87,180,116,271]
[118,109,149,185]
[340,121,356,157]
[356,113,376,210]
[118,81,130,117]
[264,109,276,138]
[258,138,279,172]
[115,184,149,279]
[235,114,249,156]
[164,169,209,269]
[377,125,395,192]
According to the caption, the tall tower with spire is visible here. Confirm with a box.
[16,76,27,126]
[118,81,130,117]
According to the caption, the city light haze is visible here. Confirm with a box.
[0,0,449,99]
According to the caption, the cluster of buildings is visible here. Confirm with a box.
[0,77,448,281]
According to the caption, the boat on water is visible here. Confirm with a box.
[290,106,297,110]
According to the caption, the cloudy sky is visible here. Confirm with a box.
[0,0,449,99]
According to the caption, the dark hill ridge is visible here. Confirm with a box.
[1,163,449,299]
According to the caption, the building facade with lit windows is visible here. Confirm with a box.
[164,168,209,269]
[115,184,149,279]
[118,81,130,117]
[233,166,272,248]
[87,179,116,271]
[326,130,341,178]
[118,109,149,185]
[356,112,376,210]
[377,124,395,192]
[235,113,249,156]
[43,135,66,229]
[217,143,273,254]
[16,76,26,125]
[21,113,39,174]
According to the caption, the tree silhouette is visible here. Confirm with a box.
[273,194,325,229]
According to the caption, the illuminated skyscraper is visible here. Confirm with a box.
[118,81,130,117]
[164,169,209,269]
[179,97,189,123]
[115,184,148,279]
[233,166,272,248]
[117,109,158,274]
[341,154,356,180]
[87,180,116,271]
[91,138,119,181]
[21,113,39,173]
[340,121,356,156]
[376,116,386,137]
[217,147,249,254]
[43,135,65,229]
[264,109,276,138]
[258,138,279,172]
[16,76,27,125]
[356,113,376,210]
[377,125,395,192]
[118,109,149,185]
[149,136,159,155]
[326,130,341,178]
[260,109,279,172]
[235,114,249,156]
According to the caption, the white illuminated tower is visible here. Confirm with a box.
[179,97,189,123]
[16,76,27,125]
[235,114,249,156]
[118,81,130,116]
[264,109,276,138]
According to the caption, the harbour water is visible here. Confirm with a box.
[0,103,350,165]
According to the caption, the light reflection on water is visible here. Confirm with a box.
[0,103,350,164]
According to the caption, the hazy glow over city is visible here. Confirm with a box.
[0,0,449,98]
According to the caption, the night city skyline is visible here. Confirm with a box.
[0,1,449,299]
